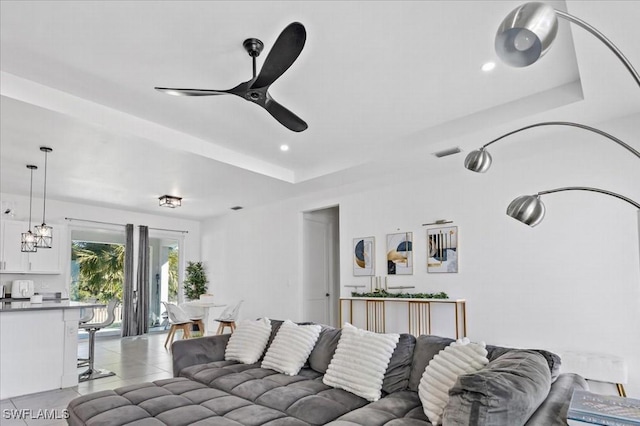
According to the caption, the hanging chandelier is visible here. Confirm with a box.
[21,164,38,253]
[35,146,53,248]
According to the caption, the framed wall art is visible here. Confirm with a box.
[387,232,413,275]
[427,226,458,273]
[353,237,375,276]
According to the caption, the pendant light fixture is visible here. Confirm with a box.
[35,146,53,248]
[21,164,38,253]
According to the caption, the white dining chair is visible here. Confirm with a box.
[215,300,243,335]
[163,302,203,348]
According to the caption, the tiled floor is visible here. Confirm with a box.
[1,331,175,426]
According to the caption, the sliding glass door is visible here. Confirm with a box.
[70,227,184,335]
[148,235,182,332]
[70,228,125,335]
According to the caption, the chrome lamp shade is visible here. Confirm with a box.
[494,2,640,87]
[495,2,558,67]
[506,194,546,227]
[463,149,493,173]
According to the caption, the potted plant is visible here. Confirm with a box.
[183,261,208,301]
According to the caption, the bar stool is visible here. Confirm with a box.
[77,303,96,368]
[215,300,243,335]
[79,298,119,382]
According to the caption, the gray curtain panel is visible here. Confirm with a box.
[121,224,136,337]
[136,225,150,335]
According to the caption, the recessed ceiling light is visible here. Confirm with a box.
[280,144,289,152]
[482,61,496,72]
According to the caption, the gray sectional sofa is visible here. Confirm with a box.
[67,321,588,425]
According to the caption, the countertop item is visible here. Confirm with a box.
[0,300,103,312]
[11,280,35,299]
[1,292,63,300]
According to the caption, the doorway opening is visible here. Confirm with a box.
[70,228,125,337]
[303,206,340,327]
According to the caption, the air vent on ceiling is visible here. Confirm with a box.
[230,206,244,211]
[432,147,462,158]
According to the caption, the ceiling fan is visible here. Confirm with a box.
[155,22,307,132]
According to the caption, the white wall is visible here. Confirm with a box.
[0,193,201,298]
[201,114,640,397]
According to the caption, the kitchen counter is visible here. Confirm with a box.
[0,299,104,399]
[0,299,101,312]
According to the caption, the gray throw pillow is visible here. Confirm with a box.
[308,326,342,373]
[487,345,562,382]
[382,333,416,394]
[442,349,552,426]
[258,319,284,361]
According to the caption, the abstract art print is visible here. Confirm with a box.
[387,232,413,275]
[353,237,375,276]
[427,226,458,273]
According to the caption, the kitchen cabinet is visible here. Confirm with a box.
[0,220,62,274]
[0,220,25,271]
[0,300,102,399]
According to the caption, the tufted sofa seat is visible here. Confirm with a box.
[68,378,313,426]
[179,361,369,424]
[67,321,588,425]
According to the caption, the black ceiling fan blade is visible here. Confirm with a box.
[155,87,231,96]
[263,95,307,132]
[251,22,306,89]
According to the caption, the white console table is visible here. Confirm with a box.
[180,301,227,336]
[340,297,467,339]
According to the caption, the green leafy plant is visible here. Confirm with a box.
[184,261,208,300]
[168,248,179,302]
[71,241,124,303]
[351,289,448,299]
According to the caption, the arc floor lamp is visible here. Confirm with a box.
[465,2,640,225]
[477,4,638,397]
[464,121,640,174]
[507,187,640,227]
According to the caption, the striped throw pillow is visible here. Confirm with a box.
[322,323,399,402]
[261,320,322,375]
[224,317,272,364]
[418,338,489,425]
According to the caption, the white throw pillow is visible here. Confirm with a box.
[224,317,272,364]
[322,323,399,402]
[261,320,322,376]
[418,338,489,425]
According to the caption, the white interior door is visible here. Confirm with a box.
[303,208,339,326]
